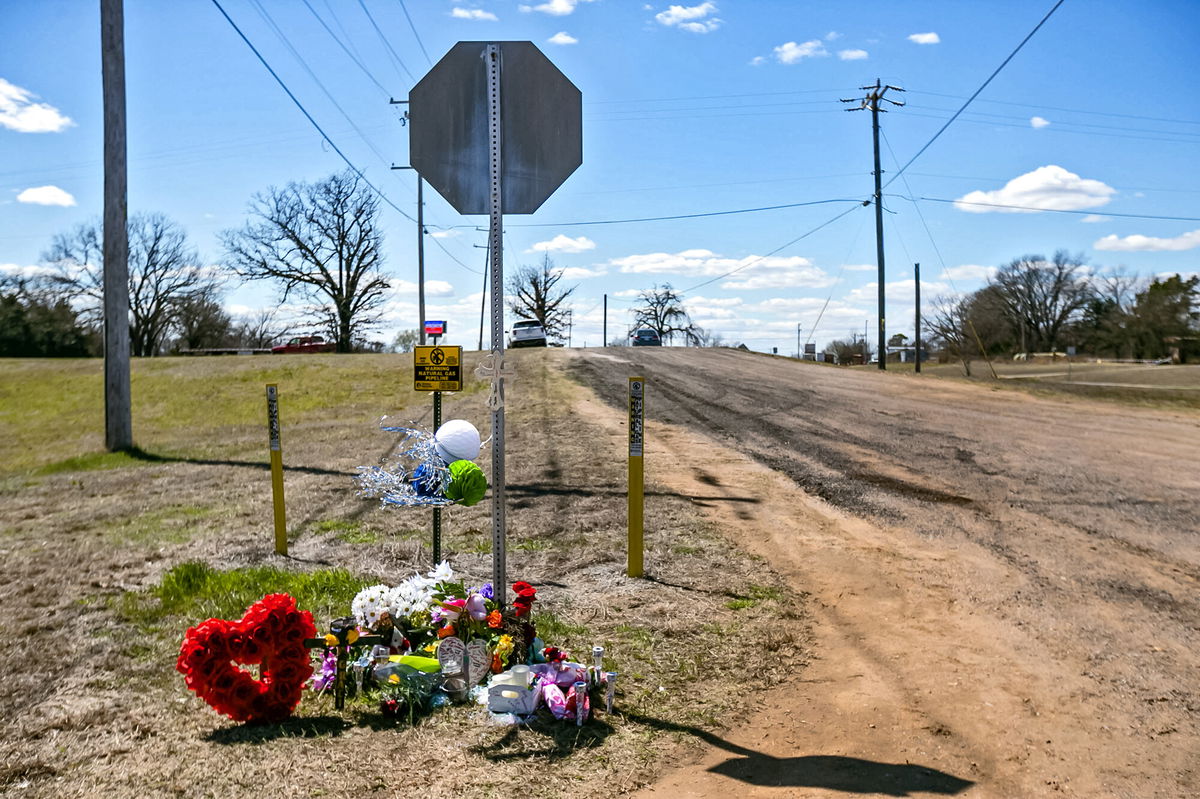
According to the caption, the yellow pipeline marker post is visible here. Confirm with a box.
[266,384,287,555]
[628,377,645,577]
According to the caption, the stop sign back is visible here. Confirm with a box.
[409,41,582,215]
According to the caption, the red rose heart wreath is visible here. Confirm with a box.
[176,593,316,723]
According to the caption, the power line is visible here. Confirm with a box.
[884,0,1067,190]
[301,0,390,96]
[208,0,417,223]
[247,0,394,167]
[908,196,1200,222]
[681,203,866,293]
[901,110,1200,146]
[429,233,484,275]
[906,89,1200,127]
[497,198,864,229]
[396,0,432,67]
[355,0,415,84]
[589,87,857,105]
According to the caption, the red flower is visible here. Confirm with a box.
[512,581,537,599]
[177,594,316,724]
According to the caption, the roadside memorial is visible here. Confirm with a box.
[176,562,615,726]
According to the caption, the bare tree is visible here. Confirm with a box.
[233,307,289,349]
[173,288,234,351]
[990,251,1094,353]
[42,213,214,356]
[506,254,576,342]
[632,283,703,345]
[391,328,419,353]
[221,170,388,353]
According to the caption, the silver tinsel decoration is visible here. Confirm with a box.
[355,418,456,508]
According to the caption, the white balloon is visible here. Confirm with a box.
[434,419,481,462]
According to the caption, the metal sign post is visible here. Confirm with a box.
[414,345,463,564]
[266,384,287,555]
[409,40,582,607]
[628,377,645,578]
[486,44,508,604]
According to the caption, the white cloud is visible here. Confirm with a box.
[608,248,832,290]
[0,78,74,133]
[554,266,606,279]
[1093,229,1200,252]
[521,0,594,15]
[1030,116,1050,129]
[612,288,641,298]
[0,263,56,280]
[954,165,1115,213]
[825,31,842,41]
[1080,214,1107,224]
[774,40,828,64]
[846,279,950,304]
[16,185,76,206]
[528,234,596,254]
[844,263,876,272]
[838,49,869,61]
[656,2,722,33]
[430,229,459,239]
[908,32,940,44]
[749,55,766,66]
[389,279,456,297]
[450,7,498,21]
[939,264,997,282]
[548,31,578,45]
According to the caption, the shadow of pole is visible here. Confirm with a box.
[621,712,974,797]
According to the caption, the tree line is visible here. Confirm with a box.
[925,251,1198,373]
[1,170,388,357]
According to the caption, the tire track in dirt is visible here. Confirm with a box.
[565,348,1199,797]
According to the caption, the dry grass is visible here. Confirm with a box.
[0,350,807,798]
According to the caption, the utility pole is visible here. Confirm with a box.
[101,0,132,451]
[391,165,427,344]
[914,263,922,373]
[796,322,801,359]
[603,293,607,347]
[566,309,573,348]
[843,79,904,372]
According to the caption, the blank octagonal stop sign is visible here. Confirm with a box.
[409,41,582,216]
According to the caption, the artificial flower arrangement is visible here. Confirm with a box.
[176,593,317,723]
[177,563,617,726]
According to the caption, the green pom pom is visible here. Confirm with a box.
[444,460,487,507]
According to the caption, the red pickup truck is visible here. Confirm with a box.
[271,335,336,354]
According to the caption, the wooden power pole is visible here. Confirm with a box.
[101,0,132,450]
[843,79,904,371]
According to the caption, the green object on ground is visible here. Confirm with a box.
[444,459,487,507]
[393,655,442,673]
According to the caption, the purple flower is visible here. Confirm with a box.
[479,583,494,600]
[466,593,488,621]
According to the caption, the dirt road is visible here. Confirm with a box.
[567,348,1199,798]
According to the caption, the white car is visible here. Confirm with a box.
[509,319,548,348]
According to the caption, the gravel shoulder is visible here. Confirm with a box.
[567,348,1200,798]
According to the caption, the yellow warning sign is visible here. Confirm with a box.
[414,345,462,391]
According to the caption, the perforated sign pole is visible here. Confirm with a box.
[487,44,508,605]
[628,377,645,577]
[265,384,287,555]
[432,390,442,564]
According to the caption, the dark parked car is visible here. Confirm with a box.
[271,335,335,354]
[631,329,662,346]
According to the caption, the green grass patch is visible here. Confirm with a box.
[34,448,163,476]
[0,354,489,475]
[116,560,371,633]
[105,504,217,546]
[513,537,551,552]
[724,583,786,610]
[315,519,377,544]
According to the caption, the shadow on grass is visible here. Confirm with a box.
[507,482,762,505]
[205,715,351,744]
[621,711,974,796]
[120,447,355,478]
[470,713,616,762]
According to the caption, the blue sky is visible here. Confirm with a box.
[2,0,1198,353]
